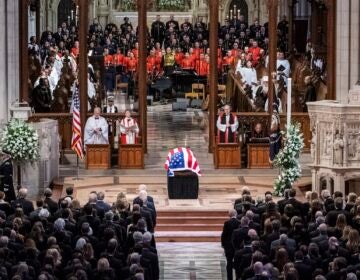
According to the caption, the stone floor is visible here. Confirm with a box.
[157,242,227,280]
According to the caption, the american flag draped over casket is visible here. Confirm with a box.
[164,147,201,177]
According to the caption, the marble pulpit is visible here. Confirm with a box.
[307,98,360,194]
[19,119,59,199]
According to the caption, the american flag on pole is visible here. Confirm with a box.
[71,88,84,159]
[164,147,201,177]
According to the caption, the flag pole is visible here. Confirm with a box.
[76,155,79,180]
[73,153,83,181]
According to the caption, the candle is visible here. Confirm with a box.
[230,10,233,18]
[71,10,74,20]
[93,0,96,19]
[287,78,292,131]
[237,9,240,19]
[233,5,236,18]
[68,16,70,25]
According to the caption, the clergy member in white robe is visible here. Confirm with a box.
[84,107,109,145]
[119,110,139,144]
[239,61,258,90]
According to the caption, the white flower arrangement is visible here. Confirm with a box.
[1,119,40,163]
[121,0,136,11]
[273,122,304,196]
[158,0,184,10]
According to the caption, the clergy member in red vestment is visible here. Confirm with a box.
[216,105,239,143]
[119,110,139,144]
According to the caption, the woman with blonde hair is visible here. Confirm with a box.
[331,214,347,239]
[93,257,115,279]
[346,229,360,254]
[114,192,130,219]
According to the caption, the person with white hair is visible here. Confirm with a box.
[216,104,239,143]
[133,185,155,205]
[11,187,34,216]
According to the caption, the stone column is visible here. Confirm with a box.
[0,0,7,124]
[19,0,29,103]
[97,0,110,27]
[137,0,147,153]
[326,0,336,100]
[36,0,41,41]
[208,0,219,153]
[78,0,88,132]
[288,0,294,51]
[8,0,20,112]
[350,0,359,86]
[267,0,278,123]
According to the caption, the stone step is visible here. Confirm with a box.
[157,216,227,224]
[157,210,228,217]
[156,224,223,231]
[155,231,221,242]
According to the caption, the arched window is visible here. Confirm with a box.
[58,0,76,27]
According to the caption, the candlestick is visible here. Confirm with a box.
[237,9,241,19]
[68,16,70,26]
[233,5,236,19]
[230,10,233,18]
[287,78,292,131]
[71,10,74,20]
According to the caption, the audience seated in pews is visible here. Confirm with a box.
[0,184,159,279]
[222,186,360,280]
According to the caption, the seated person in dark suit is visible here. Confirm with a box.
[249,122,269,143]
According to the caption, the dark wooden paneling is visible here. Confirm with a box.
[247,143,271,169]
[118,144,144,169]
[85,144,111,169]
[215,143,241,168]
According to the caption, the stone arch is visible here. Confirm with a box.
[57,0,75,27]
[220,0,268,25]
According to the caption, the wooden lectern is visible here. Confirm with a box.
[85,144,111,169]
[214,142,241,169]
[247,142,271,169]
[118,144,144,169]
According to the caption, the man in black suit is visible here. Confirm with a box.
[270,234,296,260]
[221,209,240,280]
[311,223,329,254]
[133,204,154,233]
[141,233,159,280]
[11,188,34,216]
[233,235,253,279]
[326,197,351,227]
[43,188,58,215]
[77,204,101,236]
[151,15,165,44]
[286,188,304,218]
[232,216,250,251]
[277,189,290,215]
[294,251,313,280]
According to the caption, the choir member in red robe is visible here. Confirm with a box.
[180,52,195,70]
